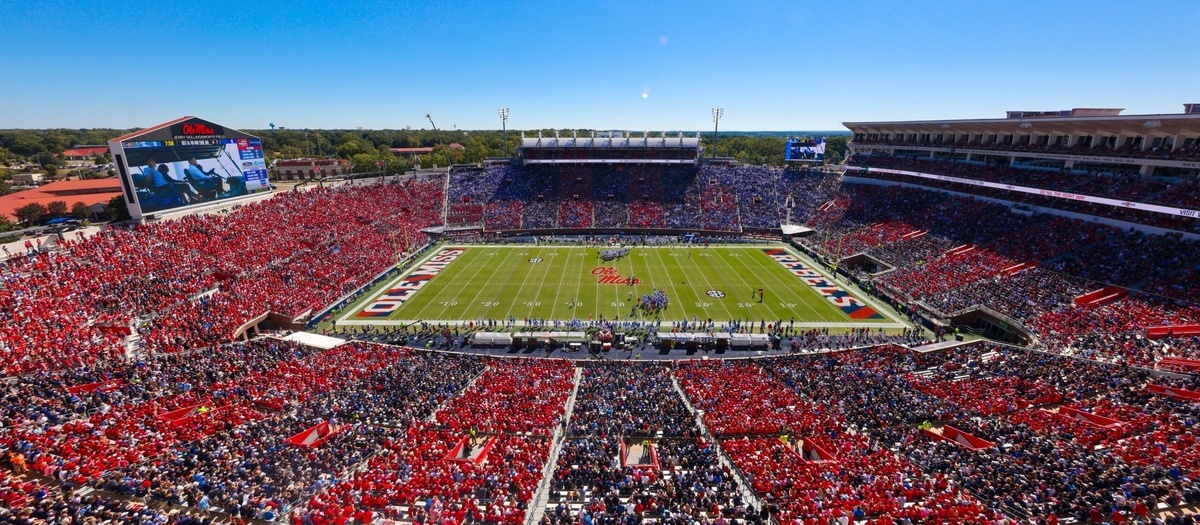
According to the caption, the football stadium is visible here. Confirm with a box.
[3,4,1200,525]
[3,109,1199,525]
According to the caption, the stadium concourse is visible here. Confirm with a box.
[3,131,1200,525]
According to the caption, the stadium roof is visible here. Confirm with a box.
[36,178,123,194]
[844,108,1200,136]
[110,116,258,144]
[522,131,700,149]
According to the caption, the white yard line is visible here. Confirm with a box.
[424,249,496,320]
[724,247,828,323]
[474,247,526,320]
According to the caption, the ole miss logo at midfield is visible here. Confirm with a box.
[591,267,640,285]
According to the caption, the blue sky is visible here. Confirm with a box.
[2,0,1198,131]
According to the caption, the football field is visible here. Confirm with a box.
[339,245,903,328]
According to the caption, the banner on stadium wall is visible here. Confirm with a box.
[285,421,340,448]
[356,249,466,317]
[845,166,1200,219]
[66,379,125,395]
[762,249,883,319]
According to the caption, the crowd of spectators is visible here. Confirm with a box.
[896,345,1200,522]
[568,363,692,438]
[0,179,445,375]
[0,471,225,525]
[2,332,1199,525]
[443,164,840,234]
[797,179,1200,371]
[847,155,1197,210]
[845,156,1200,233]
[547,362,757,525]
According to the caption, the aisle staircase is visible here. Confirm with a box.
[523,367,584,525]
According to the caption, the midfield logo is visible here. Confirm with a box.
[591,267,641,285]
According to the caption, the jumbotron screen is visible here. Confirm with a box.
[112,117,269,216]
[785,138,826,163]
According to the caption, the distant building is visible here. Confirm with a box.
[273,158,350,181]
[60,146,109,161]
[10,173,45,186]
[0,178,122,221]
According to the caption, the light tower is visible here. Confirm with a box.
[498,107,510,157]
[711,107,724,158]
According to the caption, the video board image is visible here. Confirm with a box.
[121,138,269,214]
[785,138,826,163]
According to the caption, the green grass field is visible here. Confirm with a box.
[339,245,899,328]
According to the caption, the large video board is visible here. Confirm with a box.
[110,117,269,218]
[785,138,826,163]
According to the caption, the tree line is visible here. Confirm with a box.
[1,127,847,171]
[0,128,848,231]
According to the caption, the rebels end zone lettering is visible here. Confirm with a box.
[761,248,884,319]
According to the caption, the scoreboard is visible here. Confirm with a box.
[785,138,826,163]
[109,117,270,219]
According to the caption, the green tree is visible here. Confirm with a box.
[386,156,411,173]
[350,152,381,174]
[106,195,130,222]
[47,200,68,216]
[824,136,850,165]
[465,137,491,163]
[0,214,16,233]
[14,202,47,225]
[70,201,89,219]
[0,131,45,157]
[335,141,362,159]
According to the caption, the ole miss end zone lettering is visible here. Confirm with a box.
[762,249,883,319]
[356,249,466,317]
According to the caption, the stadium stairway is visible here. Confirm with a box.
[668,374,765,516]
[524,367,583,525]
[425,366,488,423]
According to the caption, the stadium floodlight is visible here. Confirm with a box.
[711,108,724,158]
[498,107,510,157]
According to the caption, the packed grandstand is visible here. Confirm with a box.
[1,108,1199,525]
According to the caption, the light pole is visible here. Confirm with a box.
[711,108,724,158]
[498,107,510,157]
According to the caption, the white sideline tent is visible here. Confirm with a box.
[282,332,347,350]
[781,224,813,236]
